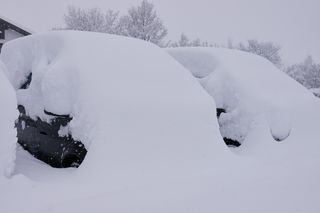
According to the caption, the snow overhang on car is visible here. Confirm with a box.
[13,71,87,168]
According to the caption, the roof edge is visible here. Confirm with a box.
[0,14,34,35]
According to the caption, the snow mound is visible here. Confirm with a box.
[167,47,317,145]
[0,31,230,212]
[1,32,320,213]
[0,60,17,177]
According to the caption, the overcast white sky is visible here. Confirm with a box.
[1,0,319,65]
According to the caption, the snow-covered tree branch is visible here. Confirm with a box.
[63,1,167,46]
[118,0,167,45]
[237,39,282,68]
[285,56,320,89]
[64,7,119,34]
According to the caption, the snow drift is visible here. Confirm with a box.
[167,47,317,145]
[0,61,17,177]
[0,32,320,213]
[0,31,229,212]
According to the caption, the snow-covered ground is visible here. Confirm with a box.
[0,61,17,177]
[0,32,320,213]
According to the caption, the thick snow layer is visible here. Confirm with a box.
[167,47,317,143]
[0,60,17,177]
[1,33,320,213]
[0,31,229,212]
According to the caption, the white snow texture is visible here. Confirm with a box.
[0,31,320,213]
[167,47,316,143]
[0,60,17,177]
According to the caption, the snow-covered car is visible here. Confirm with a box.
[167,47,318,147]
[4,66,87,168]
[0,31,226,212]
[10,69,87,168]
[1,32,320,213]
[16,104,87,168]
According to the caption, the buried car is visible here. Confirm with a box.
[12,70,87,168]
[1,31,320,213]
[13,71,87,168]
[0,31,225,174]
[167,47,318,147]
[12,71,87,168]
[16,104,87,168]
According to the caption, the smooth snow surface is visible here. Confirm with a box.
[0,33,320,213]
[0,61,17,177]
[0,31,228,213]
[167,47,316,144]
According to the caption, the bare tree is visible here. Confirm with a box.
[237,39,282,68]
[64,7,104,32]
[191,38,201,47]
[64,6,120,34]
[165,33,213,48]
[178,34,190,47]
[104,10,120,34]
[286,56,320,89]
[119,0,167,45]
[63,2,168,45]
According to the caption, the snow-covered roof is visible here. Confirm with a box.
[0,14,33,35]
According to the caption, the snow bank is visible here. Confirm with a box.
[1,33,320,213]
[0,31,229,212]
[167,47,317,144]
[0,60,17,177]
[0,32,225,152]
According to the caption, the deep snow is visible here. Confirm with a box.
[167,47,317,144]
[0,61,17,177]
[0,32,320,213]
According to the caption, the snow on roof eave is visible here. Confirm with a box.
[0,14,34,35]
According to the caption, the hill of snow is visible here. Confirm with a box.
[0,32,319,213]
[168,47,318,144]
[0,31,228,212]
